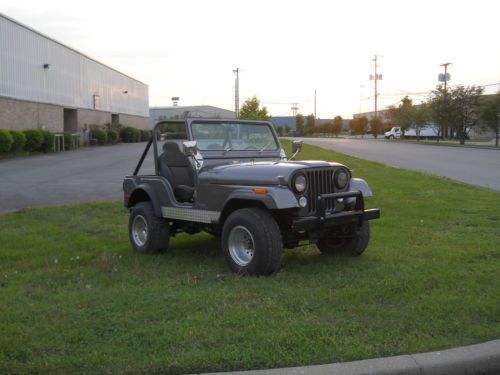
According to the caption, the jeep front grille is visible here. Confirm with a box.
[304,168,337,215]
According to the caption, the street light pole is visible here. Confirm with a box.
[233,68,240,118]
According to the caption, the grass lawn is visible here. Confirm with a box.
[1,141,499,374]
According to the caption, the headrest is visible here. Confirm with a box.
[162,142,190,167]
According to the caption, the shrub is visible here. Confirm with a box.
[40,130,55,153]
[120,127,140,143]
[8,130,26,152]
[140,129,150,142]
[63,132,75,150]
[23,129,44,152]
[107,130,119,144]
[90,128,107,145]
[0,129,14,153]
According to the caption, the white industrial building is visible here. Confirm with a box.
[0,13,149,135]
[149,105,235,128]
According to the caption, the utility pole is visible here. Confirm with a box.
[369,54,382,119]
[440,62,452,91]
[291,103,299,117]
[233,68,240,118]
[314,90,317,118]
[439,62,452,139]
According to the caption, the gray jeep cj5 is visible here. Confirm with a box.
[123,119,380,275]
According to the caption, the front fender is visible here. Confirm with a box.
[223,186,299,210]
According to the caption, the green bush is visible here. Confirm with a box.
[90,128,107,145]
[107,130,119,144]
[8,130,26,152]
[140,129,150,142]
[0,129,14,153]
[23,129,44,152]
[120,127,140,143]
[63,132,75,150]
[40,130,55,153]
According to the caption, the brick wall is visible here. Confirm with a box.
[0,96,63,132]
[1,96,149,133]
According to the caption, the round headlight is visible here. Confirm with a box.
[293,174,307,194]
[334,169,349,190]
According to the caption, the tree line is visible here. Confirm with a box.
[238,90,500,146]
[362,86,499,145]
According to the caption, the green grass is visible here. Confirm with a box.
[1,141,499,374]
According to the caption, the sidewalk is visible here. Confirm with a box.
[197,339,500,375]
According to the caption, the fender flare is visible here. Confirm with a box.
[348,178,373,197]
[128,184,162,217]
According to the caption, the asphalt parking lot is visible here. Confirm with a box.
[0,143,151,213]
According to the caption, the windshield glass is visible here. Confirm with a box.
[191,122,278,151]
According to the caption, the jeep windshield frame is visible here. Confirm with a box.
[187,119,281,160]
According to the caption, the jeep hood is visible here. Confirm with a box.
[199,160,344,186]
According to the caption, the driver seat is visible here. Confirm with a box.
[158,142,196,203]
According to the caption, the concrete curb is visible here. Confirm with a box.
[197,339,500,375]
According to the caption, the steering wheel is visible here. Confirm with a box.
[244,146,258,150]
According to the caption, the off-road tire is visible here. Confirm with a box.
[222,208,283,276]
[129,202,170,254]
[317,220,370,256]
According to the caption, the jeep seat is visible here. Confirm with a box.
[158,142,196,203]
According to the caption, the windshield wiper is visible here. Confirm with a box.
[259,141,273,153]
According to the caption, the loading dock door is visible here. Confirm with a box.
[63,108,77,133]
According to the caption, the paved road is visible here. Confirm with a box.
[0,143,152,213]
[300,138,500,191]
[1,139,499,214]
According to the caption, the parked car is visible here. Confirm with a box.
[123,119,380,275]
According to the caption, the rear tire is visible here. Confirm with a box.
[317,221,370,256]
[222,208,282,275]
[129,202,170,254]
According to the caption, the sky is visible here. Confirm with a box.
[2,0,499,119]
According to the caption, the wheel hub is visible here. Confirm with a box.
[132,214,148,247]
[228,225,255,266]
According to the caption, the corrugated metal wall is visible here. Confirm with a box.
[0,14,148,117]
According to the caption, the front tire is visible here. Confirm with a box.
[129,202,170,254]
[317,220,370,256]
[222,208,283,275]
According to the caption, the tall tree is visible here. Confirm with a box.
[239,96,271,120]
[370,117,384,139]
[295,114,304,134]
[428,85,449,142]
[479,92,500,146]
[305,114,316,135]
[349,116,368,136]
[397,96,415,133]
[332,116,343,138]
[449,85,483,144]
[413,102,431,141]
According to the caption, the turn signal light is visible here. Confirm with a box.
[253,188,268,195]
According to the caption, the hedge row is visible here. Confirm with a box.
[0,127,150,154]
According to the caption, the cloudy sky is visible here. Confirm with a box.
[2,0,499,118]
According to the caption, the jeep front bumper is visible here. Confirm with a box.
[291,191,380,231]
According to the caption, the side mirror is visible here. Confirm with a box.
[292,140,303,154]
[182,141,198,156]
